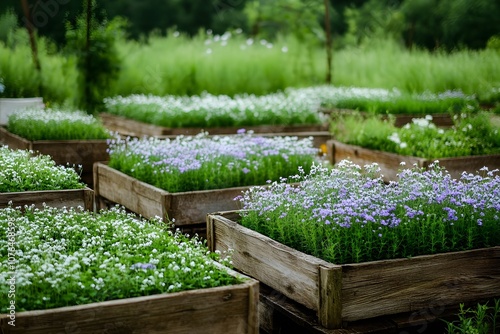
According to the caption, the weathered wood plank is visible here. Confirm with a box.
[0,188,94,211]
[340,247,500,321]
[209,211,500,329]
[0,127,109,183]
[94,163,168,220]
[0,279,259,334]
[207,213,335,312]
[327,140,500,181]
[95,163,256,226]
[100,113,328,137]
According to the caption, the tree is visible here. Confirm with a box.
[65,0,124,113]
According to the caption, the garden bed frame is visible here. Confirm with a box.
[207,211,500,330]
[94,162,252,227]
[100,112,329,137]
[327,139,500,181]
[0,266,259,334]
[322,108,455,127]
[0,127,109,186]
[0,188,94,211]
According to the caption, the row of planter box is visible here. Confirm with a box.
[3,112,500,333]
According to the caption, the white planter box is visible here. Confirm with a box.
[0,98,44,125]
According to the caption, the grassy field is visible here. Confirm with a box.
[1,32,500,106]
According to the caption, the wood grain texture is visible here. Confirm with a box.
[100,113,328,137]
[209,212,500,329]
[0,127,109,174]
[94,162,168,220]
[327,140,500,182]
[0,188,94,211]
[207,213,335,312]
[95,163,258,226]
[340,247,500,321]
[0,279,259,334]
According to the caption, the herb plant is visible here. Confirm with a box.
[107,132,319,193]
[7,109,111,141]
[0,205,242,312]
[331,112,500,159]
[445,299,500,334]
[0,146,84,192]
[238,161,500,264]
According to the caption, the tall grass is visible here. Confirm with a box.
[1,31,500,104]
[332,40,500,95]
[0,31,78,105]
[110,31,324,97]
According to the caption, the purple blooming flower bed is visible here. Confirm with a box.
[107,131,319,193]
[237,160,500,264]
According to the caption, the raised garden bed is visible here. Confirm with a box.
[0,127,108,186]
[100,112,329,137]
[327,139,500,181]
[0,188,94,211]
[207,211,500,330]
[0,205,259,333]
[94,162,260,232]
[324,108,455,127]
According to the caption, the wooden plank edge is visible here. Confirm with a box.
[319,265,343,329]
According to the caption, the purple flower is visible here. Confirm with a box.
[237,128,246,134]
[130,263,156,270]
[242,167,250,174]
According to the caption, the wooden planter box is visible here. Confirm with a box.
[0,127,109,186]
[323,108,454,127]
[207,211,500,330]
[0,267,259,334]
[0,98,44,125]
[94,162,255,228]
[100,112,329,137]
[327,139,500,182]
[0,188,94,211]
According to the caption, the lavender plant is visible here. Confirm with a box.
[7,109,111,141]
[107,132,319,193]
[0,146,84,192]
[238,161,500,264]
[103,92,324,128]
[0,205,242,312]
[331,112,500,159]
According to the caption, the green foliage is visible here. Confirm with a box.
[400,0,500,50]
[0,146,84,192]
[238,161,500,264]
[445,299,500,334]
[487,35,500,51]
[64,0,124,113]
[331,112,500,159]
[342,0,404,47]
[0,205,242,312]
[0,8,17,45]
[244,0,324,43]
[0,31,77,102]
[7,109,111,141]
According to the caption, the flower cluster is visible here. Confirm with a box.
[0,146,84,192]
[0,205,242,312]
[7,108,111,141]
[238,160,500,264]
[103,91,323,128]
[107,132,319,193]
